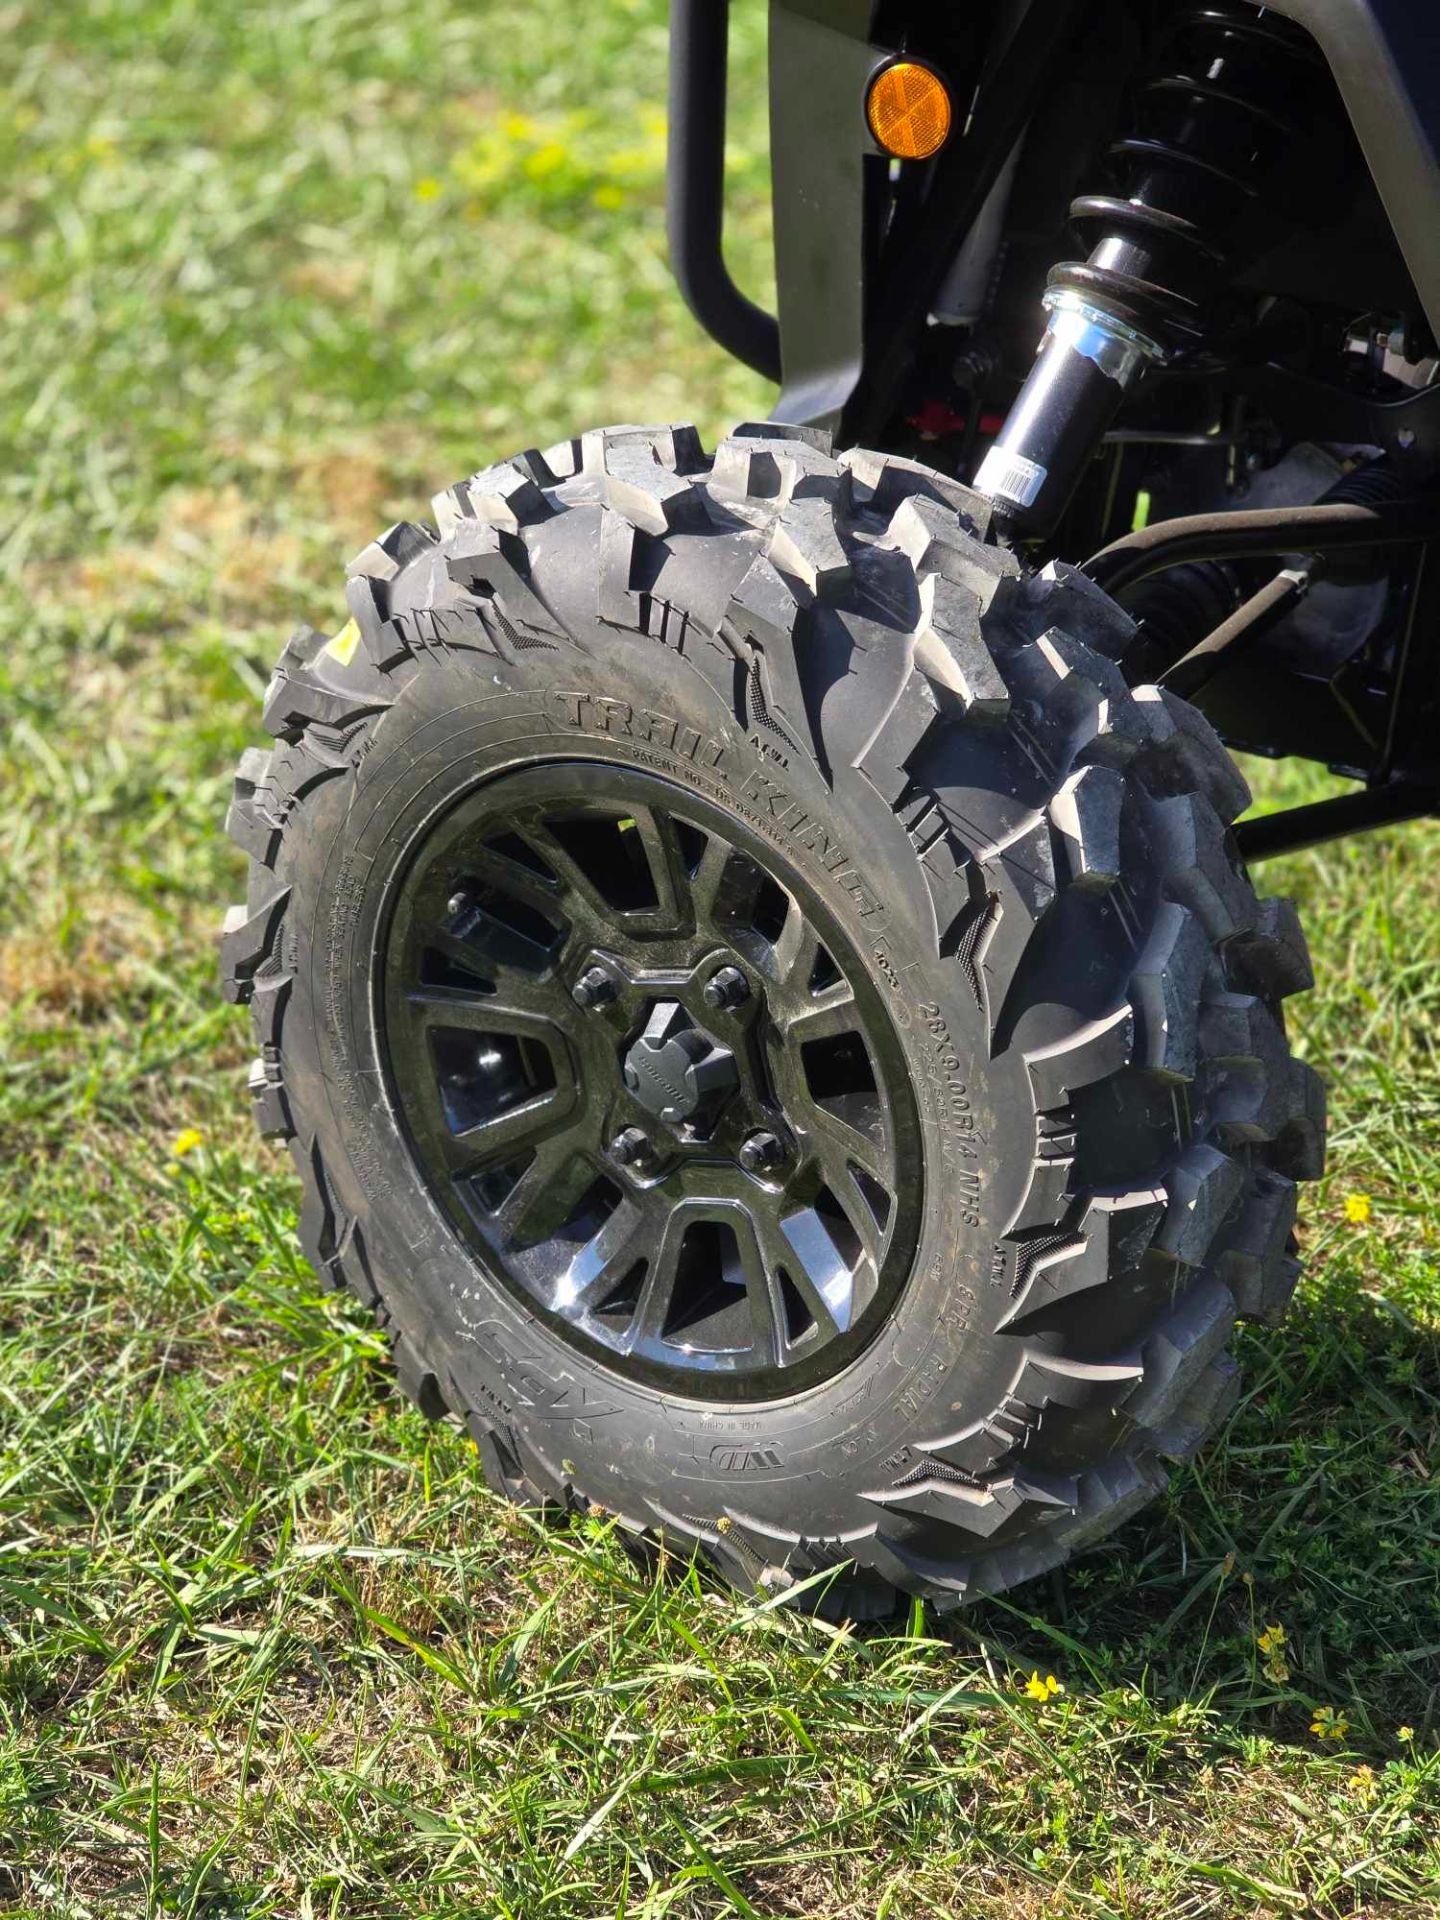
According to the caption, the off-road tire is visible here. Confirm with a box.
[222,422,1324,1615]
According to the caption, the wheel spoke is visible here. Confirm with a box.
[466,835,565,906]
[551,1196,651,1313]
[627,1207,689,1346]
[803,1095,889,1186]
[524,812,677,934]
[403,970,568,1027]
[625,806,688,932]
[841,1164,889,1264]
[711,848,769,930]
[489,1132,604,1249]
[779,993,862,1047]
[806,1129,889,1265]
[780,1203,860,1335]
[732,1210,794,1367]
[439,1083,579,1174]
[766,1023,887,1185]
[769,910,809,998]
[427,910,561,982]
[418,927,503,990]
[686,829,738,927]
[509,824,616,941]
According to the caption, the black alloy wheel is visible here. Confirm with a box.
[381,764,923,1398]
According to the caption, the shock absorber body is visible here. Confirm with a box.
[975,3,1318,538]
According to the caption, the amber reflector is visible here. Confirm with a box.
[866,60,953,161]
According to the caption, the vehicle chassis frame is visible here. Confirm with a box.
[666,0,1440,857]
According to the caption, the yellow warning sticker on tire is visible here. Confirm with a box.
[325,618,361,666]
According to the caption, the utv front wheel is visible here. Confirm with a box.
[223,423,1324,1614]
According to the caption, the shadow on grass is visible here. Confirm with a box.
[531,1247,1438,1760]
[938,1258,1440,1756]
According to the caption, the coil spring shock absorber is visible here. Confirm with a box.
[974,2,1320,539]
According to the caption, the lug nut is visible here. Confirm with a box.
[738,1129,785,1175]
[609,1126,650,1168]
[572,966,616,1010]
[446,891,468,919]
[703,964,749,1011]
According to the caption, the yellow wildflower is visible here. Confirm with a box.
[1256,1621,1290,1682]
[172,1128,204,1158]
[1023,1671,1063,1702]
[1343,1192,1372,1224]
[1349,1764,1377,1803]
[592,183,625,211]
[1310,1705,1349,1742]
[1398,1726,1414,1743]
[523,142,568,180]
[413,177,442,202]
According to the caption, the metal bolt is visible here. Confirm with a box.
[738,1129,785,1174]
[572,966,616,1010]
[703,964,749,1011]
[446,891,468,919]
[609,1126,650,1167]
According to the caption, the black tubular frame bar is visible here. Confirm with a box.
[1082,497,1440,597]
[667,0,781,382]
[1084,497,1440,854]
[1236,783,1440,861]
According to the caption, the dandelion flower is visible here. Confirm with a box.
[1344,1192,1372,1225]
[172,1128,204,1157]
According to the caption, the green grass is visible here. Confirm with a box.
[2,2,1439,1913]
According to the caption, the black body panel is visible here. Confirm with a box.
[1267,0,1440,342]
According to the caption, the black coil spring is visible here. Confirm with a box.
[1048,3,1322,349]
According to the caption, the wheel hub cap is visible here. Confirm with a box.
[623,1002,737,1133]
